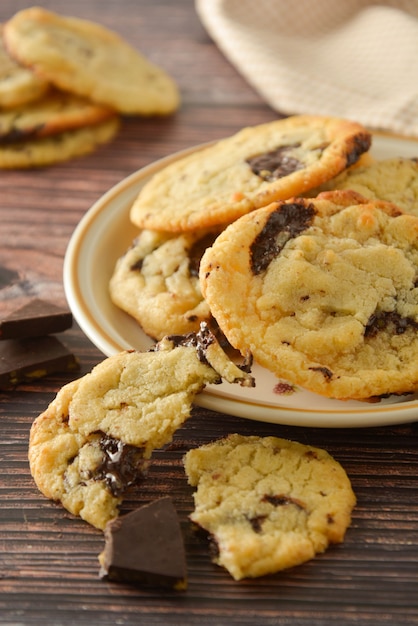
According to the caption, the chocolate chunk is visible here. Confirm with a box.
[262,494,305,510]
[250,202,316,274]
[365,310,418,337]
[164,321,217,365]
[246,144,304,181]
[91,432,148,497]
[345,133,372,167]
[0,335,79,389]
[248,514,267,533]
[0,299,73,340]
[130,258,143,272]
[0,124,45,144]
[99,497,187,590]
[309,366,334,381]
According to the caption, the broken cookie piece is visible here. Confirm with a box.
[184,434,356,580]
[157,322,254,388]
[99,497,187,590]
[28,324,254,529]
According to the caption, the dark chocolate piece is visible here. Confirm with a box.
[246,144,304,181]
[309,366,334,381]
[164,321,217,366]
[0,124,46,144]
[248,514,267,533]
[99,497,187,590]
[0,299,73,340]
[261,494,306,510]
[345,133,372,167]
[90,432,148,497]
[130,257,143,272]
[0,335,79,389]
[365,310,418,337]
[250,202,316,275]
[157,322,253,381]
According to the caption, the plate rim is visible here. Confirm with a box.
[64,133,418,428]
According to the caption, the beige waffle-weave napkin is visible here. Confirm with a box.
[196,0,418,138]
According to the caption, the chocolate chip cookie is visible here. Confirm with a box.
[200,190,418,400]
[130,115,371,232]
[4,7,179,115]
[109,228,222,340]
[29,324,254,529]
[184,434,356,580]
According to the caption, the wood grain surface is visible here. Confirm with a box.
[1,2,418,625]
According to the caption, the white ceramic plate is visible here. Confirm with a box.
[64,133,418,428]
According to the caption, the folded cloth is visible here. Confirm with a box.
[196,0,418,138]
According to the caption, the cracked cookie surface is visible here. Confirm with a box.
[29,326,254,529]
[200,190,418,400]
[130,115,371,232]
[184,434,356,580]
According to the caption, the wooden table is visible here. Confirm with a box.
[1,2,418,624]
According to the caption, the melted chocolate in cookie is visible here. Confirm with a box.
[130,257,143,272]
[365,310,418,337]
[345,133,372,167]
[262,494,305,510]
[309,366,334,381]
[248,495,306,534]
[248,515,267,533]
[92,432,147,497]
[163,321,217,366]
[128,236,145,272]
[246,144,304,181]
[0,125,45,144]
[250,202,316,275]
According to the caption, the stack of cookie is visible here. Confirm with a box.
[0,7,179,168]
[110,114,418,402]
[184,433,356,581]
[110,114,371,341]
